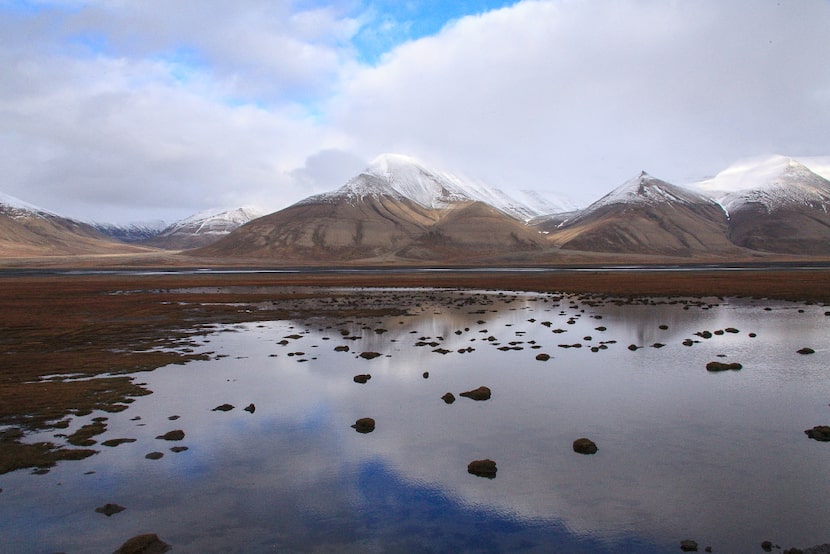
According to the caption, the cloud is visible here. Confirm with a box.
[331,0,830,201]
[0,0,828,223]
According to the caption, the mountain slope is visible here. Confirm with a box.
[199,155,545,262]
[0,192,152,257]
[697,156,830,254]
[144,206,266,250]
[546,172,738,256]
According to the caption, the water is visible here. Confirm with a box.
[1,289,829,552]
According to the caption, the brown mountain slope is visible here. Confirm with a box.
[727,205,830,254]
[547,172,741,256]
[0,210,153,257]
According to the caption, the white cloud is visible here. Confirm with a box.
[0,0,828,223]
[331,0,830,202]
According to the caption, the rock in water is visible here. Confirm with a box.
[212,404,234,412]
[441,392,456,404]
[155,430,185,441]
[680,539,698,552]
[572,438,598,455]
[353,374,371,384]
[95,503,125,517]
[351,417,375,433]
[113,533,171,554]
[797,347,815,355]
[805,425,830,441]
[359,352,381,360]
[705,361,742,372]
[459,386,491,401]
[467,459,497,478]
[243,403,256,413]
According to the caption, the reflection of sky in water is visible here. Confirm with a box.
[1,291,829,552]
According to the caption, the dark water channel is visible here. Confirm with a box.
[1,289,829,552]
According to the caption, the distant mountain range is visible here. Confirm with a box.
[1,153,829,261]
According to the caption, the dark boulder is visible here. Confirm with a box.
[680,539,698,552]
[535,353,551,361]
[95,503,125,517]
[460,386,491,401]
[797,347,815,355]
[805,425,830,441]
[573,438,598,455]
[155,430,184,441]
[352,418,375,433]
[467,459,497,478]
[706,361,742,372]
[212,404,234,412]
[353,374,371,384]
[243,403,256,413]
[145,452,163,460]
[441,393,456,404]
[360,351,382,360]
[113,533,171,554]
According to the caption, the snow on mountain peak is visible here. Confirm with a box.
[0,191,55,219]
[161,206,266,237]
[588,171,713,211]
[303,153,542,221]
[695,155,830,214]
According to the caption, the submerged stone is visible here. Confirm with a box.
[95,503,125,517]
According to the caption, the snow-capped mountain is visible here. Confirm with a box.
[696,155,830,214]
[0,192,56,219]
[144,206,266,250]
[92,220,168,243]
[0,191,152,257]
[695,156,830,254]
[199,155,545,262]
[302,153,543,221]
[545,172,737,256]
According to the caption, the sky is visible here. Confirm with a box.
[1,0,829,224]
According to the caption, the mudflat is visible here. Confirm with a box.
[1,267,828,473]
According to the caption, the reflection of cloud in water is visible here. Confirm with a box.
[3,290,830,552]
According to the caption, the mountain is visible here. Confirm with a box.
[144,206,266,250]
[198,154,545,262]
[696,156,830,254]
[92,220,167,243]
[0,192,152,257]
[545,172,739,256]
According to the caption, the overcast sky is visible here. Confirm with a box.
[1,0,829,224]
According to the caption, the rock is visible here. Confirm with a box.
[680,539,698,551]
[804,425,830,441]
[627,344,640,351]
[659,324,669,330]
[467,459,497,478]
[351,417,375,433]
[797,347,815,355]
[145,452,164,460]
[95,503,125,517]
[432,348,451,355]
[212,404,234,412]
[101,438,136,447]
[243,403,256,413]
[334,345,349,352]
[422,371,429,379]
[460,386,491,401]
[695,331,713,339]
[359,351,381,360]
[762,541,774,552]
[706,361,742,372]
[113,533,171,554]
[535,353,551,361]
[784,549,803,554]
[652,343,665,348]
[170,446,188,453]
[573,438,598,455]
[441,393,456,404]
[168,415,180,420]
[725,327,739,333]
[155,430,185,441]
[353,374,371,384]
